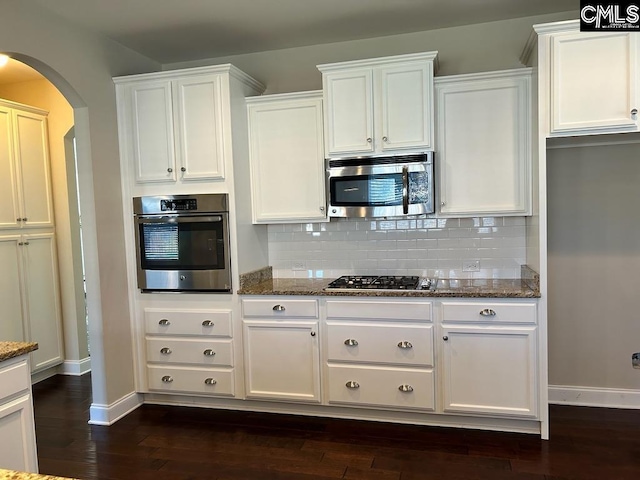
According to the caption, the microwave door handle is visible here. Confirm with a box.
[136,215,224,223]
[402,166,409,214]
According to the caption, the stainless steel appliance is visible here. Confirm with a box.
[325,275,434,292]
[327,152,434,218]
[133,194,232,292]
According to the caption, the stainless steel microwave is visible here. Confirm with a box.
[133,194,232,292]
[326,152,434,218]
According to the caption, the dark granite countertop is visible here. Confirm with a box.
[238,266,540,298]
[0,342,38,362]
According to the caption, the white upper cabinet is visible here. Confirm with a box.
[115,66,263,185]
[435,69,532,216]
[0,101,53,229]
[247,91,326,223]
[318,52,437,157]
[537,21,640,136]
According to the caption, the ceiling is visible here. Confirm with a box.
[2,0,578,84]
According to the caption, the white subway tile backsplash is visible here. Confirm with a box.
[267,216,527,279]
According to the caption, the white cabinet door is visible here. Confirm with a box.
[174,74,225,180]
[247,92,326,223]
[243,320,320,402]
[551,31,639,135]
[323,70,373,155]
[441,325,538,418]
[436,70,531,216]
[22,233,64,372]
[0,106,20,229]
[0,394,38,472]
[380,63,433,151]
[130,80,177,183]
[13,110,53,228]
[0,235,25,342]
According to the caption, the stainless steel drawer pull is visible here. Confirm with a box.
[160,347,172,355]
[344,338,358,346]
[398,384,414,393]
[345,381,360,389]
[158,319,171,326]
[204,378,217,385]
[397,341,413,349]
[272,305,286,312]
[161,375,173,383]
[202,320,214,327]
[479,308,496,316]
[203,349,216,357]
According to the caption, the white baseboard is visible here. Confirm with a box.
[549,385,640,409]
[60,357,92,376]
[89,391,143,426]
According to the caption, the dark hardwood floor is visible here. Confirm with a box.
[32,374,640,480]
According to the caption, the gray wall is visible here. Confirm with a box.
[1,1,159,406]
[165,12,575,94]
[547,142,640,390]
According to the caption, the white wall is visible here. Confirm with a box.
[0,1,159,409]
[165,12,575,94]
[547,142,640,391]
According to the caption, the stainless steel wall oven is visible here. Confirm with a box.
[133,194,232,292]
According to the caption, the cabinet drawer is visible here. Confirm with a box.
[146,338,233,367]
[327,322,433,367]
[0,359,30,400]
[326,300,431,321]
[242,298,318,318]
[147,365,234,396]
[144,309,232,337]
[327,365,434,411]
[441,302,536,324]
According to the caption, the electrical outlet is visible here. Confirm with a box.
[462,260,480,272]
[292,261,307,271]
[633,353,640,369]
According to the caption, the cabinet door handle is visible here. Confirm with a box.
[310,331,316,337]
[631,108,638,118]
[319,206,325,212]
[22,218,27,222]
[202,320,214,327]
[344,338,358,346]
[398,384,414,393]
[23,241,29,245]
[167,167,173,173]
[204,378,217,385]
[203,349,216,357]
[397,341,413,349]
[272,305,286,312]
[479,308,496,316]
[443,336,449,341]
[345,381,360,389]
[161,375,173,383]
[180,166,186,172]
[16,218,22,222]
[158,319,171,326]
[382,136,388,142]
[160,347,172,355]
[366,137,372,143]
[18,242,23,246]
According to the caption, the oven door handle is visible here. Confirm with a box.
[402,165,409,214]
[136,215,224,224]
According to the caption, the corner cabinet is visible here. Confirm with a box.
[318,52,437,157]
[435,69,532,216]
[246,92,327,223]
[536,20,640,136]
[241,298,321,403]
[0,101,53,230]
[114,65,265,184]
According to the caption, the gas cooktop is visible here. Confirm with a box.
[325,275,434,291]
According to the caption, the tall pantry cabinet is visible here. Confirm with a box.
[0,99,64,373]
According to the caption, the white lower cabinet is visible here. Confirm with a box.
[324,299,435,411]
[144,308,236,397]
[0,355,38,473]
[241,298,321,402]
[440,301,538,418]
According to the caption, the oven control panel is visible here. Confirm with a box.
[160,198,197,211]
